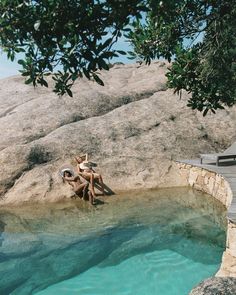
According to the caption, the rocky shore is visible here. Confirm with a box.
[0,61,236,205]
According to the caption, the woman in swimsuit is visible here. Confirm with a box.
[75,154,105,197]
[63,170,94,204]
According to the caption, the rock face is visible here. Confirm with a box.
[0,61,236,204]
[189,277,236,295]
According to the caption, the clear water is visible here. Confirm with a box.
[0,188,226,295]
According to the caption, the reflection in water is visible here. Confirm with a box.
[0,187,226,295]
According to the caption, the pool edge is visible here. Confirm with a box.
[175,160,236,278]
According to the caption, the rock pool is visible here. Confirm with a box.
[0,187,226,295]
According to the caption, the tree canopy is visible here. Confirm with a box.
[0,0,235,115]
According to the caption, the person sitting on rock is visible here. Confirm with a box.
[63,170,94,204]
[75,154,105,197]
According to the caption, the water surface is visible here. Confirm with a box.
[0,187,226,295]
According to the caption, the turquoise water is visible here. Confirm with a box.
[36,235,222,295]
[0,188,226,295]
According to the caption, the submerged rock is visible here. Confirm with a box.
[189,277,236,295]
[0,62,236,204]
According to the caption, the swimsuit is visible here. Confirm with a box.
[79,162,92,172]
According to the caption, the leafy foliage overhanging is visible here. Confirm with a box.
[0,0,235,115]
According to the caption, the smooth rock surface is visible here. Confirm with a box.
[189,277,236,295]
[0,61,236,204]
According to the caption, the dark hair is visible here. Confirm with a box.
[63,170,72,177]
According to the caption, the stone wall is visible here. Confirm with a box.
[177,162,232,208]
[218,221,236,277]
[176,162,236,278]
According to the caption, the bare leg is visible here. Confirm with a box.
[82,182,89,200]
[74,183,87,197]
[88,191,94,205]
[98,175,105,195]
[90,173,96,198]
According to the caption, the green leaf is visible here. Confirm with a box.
[127,56,136,60]
[116,50,127,55]
[25,78,33,85]
[21,72,30,76]
[122,28,131,32]
[15,47,26,53]
[97,58,109,70]
[18,59,26,66]
[203,108,209,116]
[66,88,73,97]
[82,68,91,80]
[93,74,104,86]
[41,79,48,87]
[88,60,97,71]
[100,38,113,51]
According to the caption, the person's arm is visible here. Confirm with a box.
[75,157,80,164]
[63,176,75,181]
[79,153,88,162]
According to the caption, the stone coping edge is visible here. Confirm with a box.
[176,162,236,278]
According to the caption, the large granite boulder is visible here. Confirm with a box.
[190,277,236,295]
[0,61,236,204]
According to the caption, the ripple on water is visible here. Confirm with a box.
[35,242,222,295]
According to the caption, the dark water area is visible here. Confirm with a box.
[0,187,226,295]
